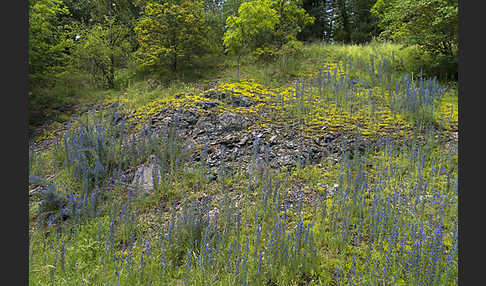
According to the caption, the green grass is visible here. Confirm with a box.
[29,41,457,285]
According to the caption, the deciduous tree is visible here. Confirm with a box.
[73,16,131,88]
[134,1,211,78]
[372,0,458,78]
[29,0,73,87]
[223,0,280,80]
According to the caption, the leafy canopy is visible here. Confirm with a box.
[271,0,314,46]
[371,0,458,57]
[223,0,280,57]
[223,0,313,57]
[134,1,211,76]
[29,0,73,86]
[73,16,131,88]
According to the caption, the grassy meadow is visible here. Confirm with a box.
[29,42,458,285]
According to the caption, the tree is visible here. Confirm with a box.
[223,0,280,80]
[331,0,352,43]
[73,16,131,88]
[201,0,228,54]
[222,0,245,18]
[134,1,211,78]
[63,0,142,54]
[349,0,381,44]
[298,0,332,42]
[223,0,314,79]
[372,0,458,57]
[29,0,73,87]
[271,0,315,48]
[372,0,458,79]
[63,0,141,27]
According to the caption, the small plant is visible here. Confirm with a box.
[37,185,66,226]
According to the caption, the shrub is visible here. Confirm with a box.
[72,17,132,89]
[134,1,212,80]
[253,45,279,63]
[37,185,67,226]
[278,38,305,59]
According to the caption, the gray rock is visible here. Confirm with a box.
[195,116,215,129]
[196,101,220,109]
[131,156,161,194]
[275,154,297,168]
[175,110,200,127]
[204,90,254,107]
[218,112,250,133]
[231,95,254,107]
[208,208,220,222]
[269,135,278,144]
[112,112,125,124]
[237,134,250,146]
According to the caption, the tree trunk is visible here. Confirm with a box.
[237,55,240,82]
[108,2,115,89]
[173,54,177,75]
[337,0,352,43]
[172,32,177,76]
[108,54,115,89]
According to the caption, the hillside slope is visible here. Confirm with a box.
[29,45,458,285]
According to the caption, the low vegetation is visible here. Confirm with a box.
[29,1,458,285]
[29,42,457,285]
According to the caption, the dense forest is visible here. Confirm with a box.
[29,0,457,130]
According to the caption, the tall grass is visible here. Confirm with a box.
[29,42,457,285]
[29,129,457,285]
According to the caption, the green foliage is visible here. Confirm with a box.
[63,0,141,27]
[278,37,305,59]
[372,0,458,79]
[348,0,381,44]
[134,1,212,79]
[201,0,230,54]
[274,38,305,77]
[223,0,314,56]
[223,0,280,80]
[223,0,312,80]
[223,0,280,57]
[298,0,332,42]
[253,44,279,63]
[271,0,314,47]
[222,0,245,18]
[28,0,87,129]
[333,0,361,43]
[298,0,381,44]
[29,0,73,87]
[73,16,132,88]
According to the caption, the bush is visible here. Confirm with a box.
[371,0,457,81]
[253,45,279,63]
[114,67,136,90]
[134,1,212,80]
[37,185,67,226]
[72,18,131,89]
[278,38,305,59]
[399,46,457,81]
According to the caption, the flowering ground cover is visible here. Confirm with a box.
[29,46,457,285]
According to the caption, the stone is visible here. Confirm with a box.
[237,134,250,146]
[269,135,278,144]
[218,112,250,133]
[230,95,254,107]
[276,154,297,168]
[112,112,125,124]
[196,101,220,109]
[130,156,161,194]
